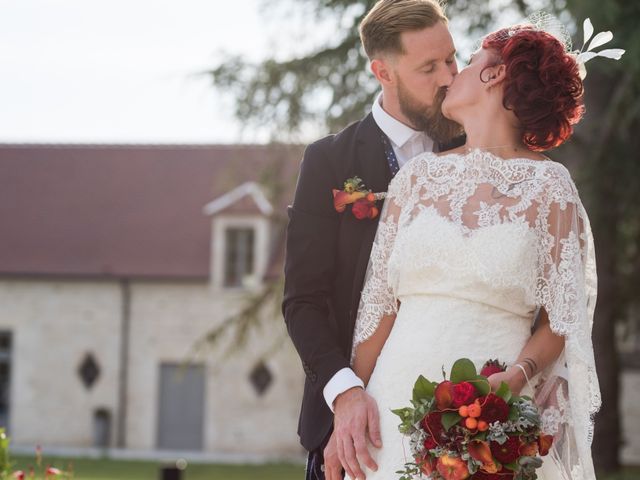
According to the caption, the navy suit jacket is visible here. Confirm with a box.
[282,113,464,451]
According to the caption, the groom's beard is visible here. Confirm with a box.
[397,80,464,145]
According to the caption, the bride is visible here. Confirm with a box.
[346,24,600,480]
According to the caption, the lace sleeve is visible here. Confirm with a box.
[532,163,600,480]
[350,161,415,363]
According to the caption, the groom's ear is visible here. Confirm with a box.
[371,58,394,86]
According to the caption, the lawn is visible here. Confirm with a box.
[10,455,640,479]
[10,456,304,480]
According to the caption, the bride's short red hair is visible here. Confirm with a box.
[482,25,585,151]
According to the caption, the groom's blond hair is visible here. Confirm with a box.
[359,0,448,60]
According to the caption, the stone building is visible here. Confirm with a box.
[0,143,305,457]
[0,143,638,465]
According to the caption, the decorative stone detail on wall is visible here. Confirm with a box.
[249,361,273,396]
[78,352,101,390]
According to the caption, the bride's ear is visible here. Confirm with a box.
[481,64,506,89]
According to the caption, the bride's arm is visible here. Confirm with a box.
[352,311,397,386]
[492,308,565,393]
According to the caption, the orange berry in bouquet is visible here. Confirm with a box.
[465,417,478,430]
[467,401,482,418]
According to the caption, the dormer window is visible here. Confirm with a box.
[203,182,274,290]
[224,227,256,288]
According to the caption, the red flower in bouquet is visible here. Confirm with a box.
[519,441,539,456]
[479,393,509,423]
[538,434,554,456]
[437,454,470,480]
[490,436,521,464]
[468,440,499,474]
[452,381,477,407]
[421,411,445,441]
[473,466,515,479]
[416,454,437,476]
[424,436,438,450]
[434,380,454,409]
[480,359,507,377]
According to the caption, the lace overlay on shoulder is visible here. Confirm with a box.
[351,149,600,479]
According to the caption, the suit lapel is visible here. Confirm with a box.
[348,114,392,330]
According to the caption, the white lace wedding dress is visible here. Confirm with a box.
[348,150,600,480]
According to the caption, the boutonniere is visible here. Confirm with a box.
[332,176,386,220]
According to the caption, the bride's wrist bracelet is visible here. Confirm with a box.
[513,363,531,385]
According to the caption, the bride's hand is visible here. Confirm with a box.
[487,367,526,396]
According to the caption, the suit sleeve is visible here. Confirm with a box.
[282,140,350,395]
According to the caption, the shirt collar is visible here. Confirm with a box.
[371,92,425,148]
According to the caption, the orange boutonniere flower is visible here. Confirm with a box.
[332,176,386,220]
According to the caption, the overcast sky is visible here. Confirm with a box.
[0,0,296,144]
[0,0,517,145]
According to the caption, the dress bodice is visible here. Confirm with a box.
[391,206,538,319]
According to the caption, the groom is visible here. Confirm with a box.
[282,1,463,479]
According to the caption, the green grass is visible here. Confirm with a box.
[599,466,640,480]
[10,455,304,480]
[9,455,640,480]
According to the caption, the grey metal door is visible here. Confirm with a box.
[157,363,205,450]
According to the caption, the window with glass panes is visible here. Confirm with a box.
[0,332,11,432]
[223,227,255,287]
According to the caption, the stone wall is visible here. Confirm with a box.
[0,278,304,456]
[0,279,121,447]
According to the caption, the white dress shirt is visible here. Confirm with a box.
[323,93,436,412]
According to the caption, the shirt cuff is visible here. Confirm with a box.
[323,367,365,412]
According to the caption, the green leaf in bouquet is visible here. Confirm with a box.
[391,407,413,422]
[412,375,436,403]
[519,455,543,468]
[473,375,491,396]
[450,358,477,383]
[496,381,512,403]
[509,405,520,421]
[504,461,520,471]
[474,430,488,442]
[442,411,463,431]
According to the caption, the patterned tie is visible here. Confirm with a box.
[380,133,401,179]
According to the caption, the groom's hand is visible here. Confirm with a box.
[323,431,342,480]
[333,387,381,480]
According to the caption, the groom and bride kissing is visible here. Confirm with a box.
[283,0,609,479]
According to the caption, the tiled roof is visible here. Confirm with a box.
[0,144,302,279]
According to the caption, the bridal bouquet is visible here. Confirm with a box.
[392,359,553,480]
